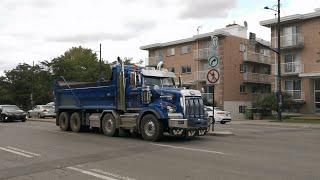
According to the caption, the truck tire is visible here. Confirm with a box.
[101,113,119,137]
[140,114,163,141]
[59,112,70,131]
[70,112,82,133]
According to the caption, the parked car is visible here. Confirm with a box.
[27,105,56,118]
[0,105,27,122]
[204,106,232,124]
[46,102,54,106]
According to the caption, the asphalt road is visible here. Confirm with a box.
[0,120,319,180]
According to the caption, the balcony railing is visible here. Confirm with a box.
[242,72,271,84]
[272,33,304,49]
[193,48,214,60]
[273,62,304,75]
[285,90,305,101]
[146,56,163,66]
[244,51,272,64]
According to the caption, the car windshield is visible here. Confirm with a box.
[143,76,174,87]
[2,105,20,111]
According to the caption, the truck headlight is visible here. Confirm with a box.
[167,106,175,113]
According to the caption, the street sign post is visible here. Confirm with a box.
[206,36,220,132]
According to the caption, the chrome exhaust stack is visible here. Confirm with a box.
[117,57,126,112]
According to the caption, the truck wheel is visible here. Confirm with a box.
[59,112,70,131]
[70,112,82,133]
[101,114,119,137]
[141,114,163,141]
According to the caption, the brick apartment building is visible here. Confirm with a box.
[140,24,272,119]
[260,8,320,114]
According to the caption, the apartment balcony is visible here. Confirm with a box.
[242,72,271,84]
[193,48,214,61]
[273,62,304,76]
[285,90,305,101]
[243,51,272,64]
[272,34,304,50]
[145,56,163,66]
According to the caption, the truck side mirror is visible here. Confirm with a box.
[178,76,182,88]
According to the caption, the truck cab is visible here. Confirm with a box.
[54,58,208,141]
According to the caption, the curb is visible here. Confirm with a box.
[232,121,320,129]
[206,131,234,136]
[27,118,55,123]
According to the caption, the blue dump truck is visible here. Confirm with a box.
[53,58,208,141]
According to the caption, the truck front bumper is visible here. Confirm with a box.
[168,113,208,136]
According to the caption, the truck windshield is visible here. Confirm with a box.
[144,76,174,87]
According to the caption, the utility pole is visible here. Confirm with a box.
[276,0,282,121]
[31,61,34,108]
[264,0,282,121]
[99,43,102,78]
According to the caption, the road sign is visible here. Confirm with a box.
[211,36,218,48]
[208,55,219,68]
[207,69,220,84]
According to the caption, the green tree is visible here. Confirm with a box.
[49,46,111,82]
[2,63,52,110]
[257,92,295,112]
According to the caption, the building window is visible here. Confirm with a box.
[240,64,247,73]
[239,106,247,114]
[167,48,175,56]
[251,86,258,94]
[240,85,246,93]
[181,65,191,73]
[167,67,175,73]
[181,45,192,54]
[240,43,246,52]
[285,79,301,99]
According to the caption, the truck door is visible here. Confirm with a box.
[126,72,141,111]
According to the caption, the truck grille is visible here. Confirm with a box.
[185,97,204,118]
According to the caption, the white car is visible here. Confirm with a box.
[204,106,232,124]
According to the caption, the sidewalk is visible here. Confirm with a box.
[231,119,320,129]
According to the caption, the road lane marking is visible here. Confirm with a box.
[6,146,40,157]
[152,143,228,155]
[67,166,119,180]
[90,169,136,180]
[0,147,33,158]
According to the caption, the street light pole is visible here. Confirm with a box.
[264,0,282,121]
[276,0,282,121]
[99,43,102,78]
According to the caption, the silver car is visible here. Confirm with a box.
[27,105,56,118]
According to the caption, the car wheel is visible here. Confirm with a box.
[59,112,70,131]
[140,114,163,141]
[21,117,26,122]
[101,113,119,137]
[220,121,226,124]
[0,115,5,122]
[70,112,82,133]
[27,113,31,118]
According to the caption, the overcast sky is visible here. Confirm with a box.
[0,0,319,75]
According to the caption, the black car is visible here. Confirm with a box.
[0,105,27,122]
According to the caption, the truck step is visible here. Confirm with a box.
[119,113,138,128]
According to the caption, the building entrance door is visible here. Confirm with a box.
[315,80,320,113]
